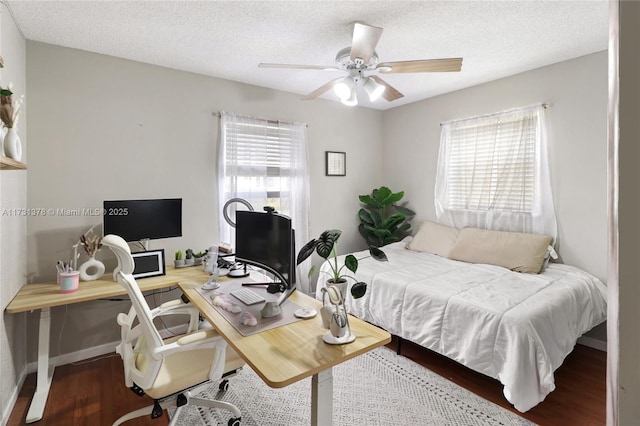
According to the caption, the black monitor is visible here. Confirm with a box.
[103,198,182,243]
[235,210,296,296]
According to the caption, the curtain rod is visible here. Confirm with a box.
[440,103,549,126]
[213,111,308,128]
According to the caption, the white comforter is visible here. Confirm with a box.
[315,240,607,412]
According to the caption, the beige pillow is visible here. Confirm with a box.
[448,227,552,274]
[407,220,460,257]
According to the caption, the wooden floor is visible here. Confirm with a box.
[8,338,605,426]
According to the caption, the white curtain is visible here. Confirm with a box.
[434,104,557,242]
[218,112,312,292]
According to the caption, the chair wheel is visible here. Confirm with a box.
[219,379,229,391]
[228,417,241,426]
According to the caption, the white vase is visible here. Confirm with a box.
[0,127,5,156]
[3,128,22,161]
[79,256,105,281]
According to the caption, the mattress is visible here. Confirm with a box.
[315,240,607,412]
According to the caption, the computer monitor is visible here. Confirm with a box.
[103,198,182,243]
[235,210,296,293]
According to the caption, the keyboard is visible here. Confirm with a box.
[230,288,266,305]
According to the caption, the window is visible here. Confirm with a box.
[435,104,556,240]
[218,112,312,290]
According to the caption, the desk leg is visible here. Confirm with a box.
[311,368,333,426]
[25,307,54,423]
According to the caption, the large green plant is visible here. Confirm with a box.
[296,229,387,299]
[358,186,415,248]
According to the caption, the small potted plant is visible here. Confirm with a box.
[192,250,206,266]
[185,248,194,266]
[297,229,387,300]
[174,250,184,268]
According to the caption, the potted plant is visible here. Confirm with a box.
[174,250,184,268]
[296,229,387,300]
[192,250,206,266]
[358,186,416,248]
[185,248,194,266]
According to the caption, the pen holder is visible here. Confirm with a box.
[59,271,80,293]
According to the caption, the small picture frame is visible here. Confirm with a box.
[131,249,166,279]
[326,151,346,176]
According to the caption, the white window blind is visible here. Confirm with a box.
[434,104,557,241]
[218,112,312,291]
[446,114,537,213]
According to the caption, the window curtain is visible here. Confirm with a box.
[218,112,312,292]
[434,104,557,242]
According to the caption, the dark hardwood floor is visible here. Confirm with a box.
[8,338,605,425]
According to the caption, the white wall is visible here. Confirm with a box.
[382,51,608,342]
[383,52,607,280]
[24,41,384,361]
[0,4,27,424]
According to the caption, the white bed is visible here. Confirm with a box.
[315,239,607,412]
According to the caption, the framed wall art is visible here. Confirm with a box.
[325,151,346,176]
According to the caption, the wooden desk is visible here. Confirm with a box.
[179,279,391,425]
[5,266,208,423]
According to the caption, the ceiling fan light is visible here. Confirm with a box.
[363,77,385,102]
[341,90,358,106]
[333,77,354,101]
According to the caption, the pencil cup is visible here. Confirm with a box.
[59,271,80,293]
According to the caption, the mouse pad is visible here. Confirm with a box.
[195,276,304,336]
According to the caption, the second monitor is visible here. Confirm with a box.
[234,209,296,293]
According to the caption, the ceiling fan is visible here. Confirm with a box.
[259,22,463,106]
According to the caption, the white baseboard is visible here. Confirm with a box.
[26,323,189,374]
[1,366,28,426]
[577,335,607,352]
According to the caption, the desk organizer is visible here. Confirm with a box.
[59,271,80,293]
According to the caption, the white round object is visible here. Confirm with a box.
[78,257,105,281]
[294,308,317,319]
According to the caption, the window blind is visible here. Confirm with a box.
[445,113,537,213]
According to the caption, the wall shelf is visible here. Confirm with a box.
[0,155,26,170]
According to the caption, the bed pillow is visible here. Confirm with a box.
[406,220,460,257]
[447,227,552,274]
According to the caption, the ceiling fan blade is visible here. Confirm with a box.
[302,78,343,100]
[369,76,404,102]
[377,58,463,74]
[350,23,383,64]
[259,63,339,71]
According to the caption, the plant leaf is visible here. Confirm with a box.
[345,254,358,273]
[381,191,404,205]
[359,194,383,209]
[370,210,383,227]
[369,247,388,262]
[351,282,367,299]
[364,224,391,238]
[398,222,412,232]
[373,186,392,203]
[358,208,374,225]
[306,264,317,279]
[382,213,405,230]
[316,229,341,259]
[297,239,317,265]
[395,205,415,216]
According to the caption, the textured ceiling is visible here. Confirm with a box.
[5,1,608,110]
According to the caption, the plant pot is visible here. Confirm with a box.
[193,257,203,266]
[174,259,185,268]
[185,258,195,266]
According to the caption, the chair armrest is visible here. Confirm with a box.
[153,328,226,359]
[150,300,200,332]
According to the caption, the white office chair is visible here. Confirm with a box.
[102,234,244,426]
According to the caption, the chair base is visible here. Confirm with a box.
[112,381,241,426]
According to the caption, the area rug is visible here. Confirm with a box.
[171,346,536,426]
